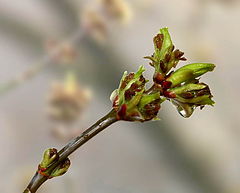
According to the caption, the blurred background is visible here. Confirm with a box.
[0,0,240,193]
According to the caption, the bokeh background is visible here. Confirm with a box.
[0,0,240,193]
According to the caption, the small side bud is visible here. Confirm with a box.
[40,148,59,169]
[50,158,71,178]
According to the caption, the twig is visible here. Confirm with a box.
[22,27,216,193]
[23,109,118,193]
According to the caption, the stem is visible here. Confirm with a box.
[23,109,118,193]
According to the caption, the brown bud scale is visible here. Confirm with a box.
[163,91,176,98]
[117,104,127,120]
[165,53,171,63]
[153,73,165,84]
[160,60,167,73]
[154,34,164,49]
[180,92,194,99]
[174,49,184,59]
[49,148,58,158]
[162,81,172,90]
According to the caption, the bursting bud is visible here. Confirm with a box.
[147,28,215,118]
[50,158,71,178]
[112,27,215,120]
[110,65,146,121]
[153,28,173,64]
[168,83,215,117]
[164,81,215,118]
[110,65,163,121]
[40,148,59,169]
[147,28,186,75]
[162,63,215,118]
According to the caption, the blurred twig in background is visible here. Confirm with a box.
[0,29,85,96]
[0,0,133,96]
[47,71,91,141]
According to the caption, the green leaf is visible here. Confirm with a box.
[169,83,207,95]
[158,28,173,61]
[138,92,161,109]
[175,95,215,106]
[177,63,215,77]
[166,69,194,86]
[153,28,174,72]
[167,63,215,86]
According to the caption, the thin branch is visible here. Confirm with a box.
[23,109,118,193]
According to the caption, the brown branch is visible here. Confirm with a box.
[23,109,118,193]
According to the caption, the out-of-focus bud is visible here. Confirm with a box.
[50,158,71,178]
[45,39,77,65]
[166,63,215,87]
[98,0,133,24]
[39,148,59,169]
[47,72,91,123]
[81,9,107,43]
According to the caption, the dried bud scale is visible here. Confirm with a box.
[79,0,133,44]
[36,148,71,180]
[81,9,108,42]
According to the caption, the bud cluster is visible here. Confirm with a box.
[144,28,215,117]
[111,28,215,121]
